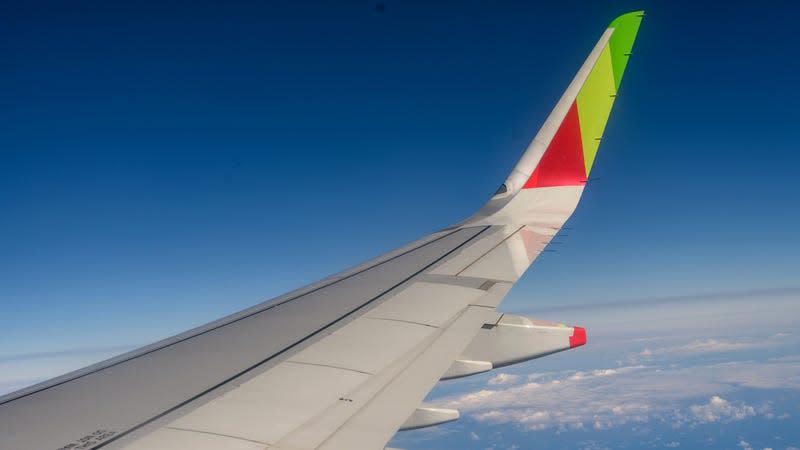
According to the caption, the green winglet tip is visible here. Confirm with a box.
[607,11,644,90]
[609,10,645,29]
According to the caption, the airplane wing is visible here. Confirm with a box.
[0,11,643,450]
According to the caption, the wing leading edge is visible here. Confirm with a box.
[0,11,643,450]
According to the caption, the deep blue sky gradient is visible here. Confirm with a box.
[2,1,799,367]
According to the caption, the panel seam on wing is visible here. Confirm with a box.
[163,426,269,445]
[364,316,439,329]
[455,225,525,276]
[285,360,375,376]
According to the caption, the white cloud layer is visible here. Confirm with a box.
[635,335,787,362]
[438,357,799,433]
[391,291,800,450]
[675,396,755,427]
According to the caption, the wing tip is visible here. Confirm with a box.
[609,10,646,29]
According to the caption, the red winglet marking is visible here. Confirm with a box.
[523,101,587,188]
[569,326,587,348]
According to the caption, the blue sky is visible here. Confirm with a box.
[1,1,799,448]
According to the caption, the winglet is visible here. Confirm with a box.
[524,10,644,188]
[465,12,644,227]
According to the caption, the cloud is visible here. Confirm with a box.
[487,373,520,386]
[567,366,645,381]
[525,286,800,314]
[672,396,755,428]
[635,336,785,361]
[714,360,800,390]
[437,359,797,433]
[734,440,772,450]
[442,365,653,432]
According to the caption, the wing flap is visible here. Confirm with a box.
[364,281,486,327]
[288,318,434,374]
[149,363,369,446]
[308,306,495,450]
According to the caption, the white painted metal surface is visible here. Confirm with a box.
[459,226,548,282]
[365,281,485,327]
[128,363,369,448]
[399,405,460,431]
[429,225,517,276]
[441,359,493,380]
[310,306,496,450]
[462,314,582,368]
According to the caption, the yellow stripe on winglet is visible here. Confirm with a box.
[576,44,616,176]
